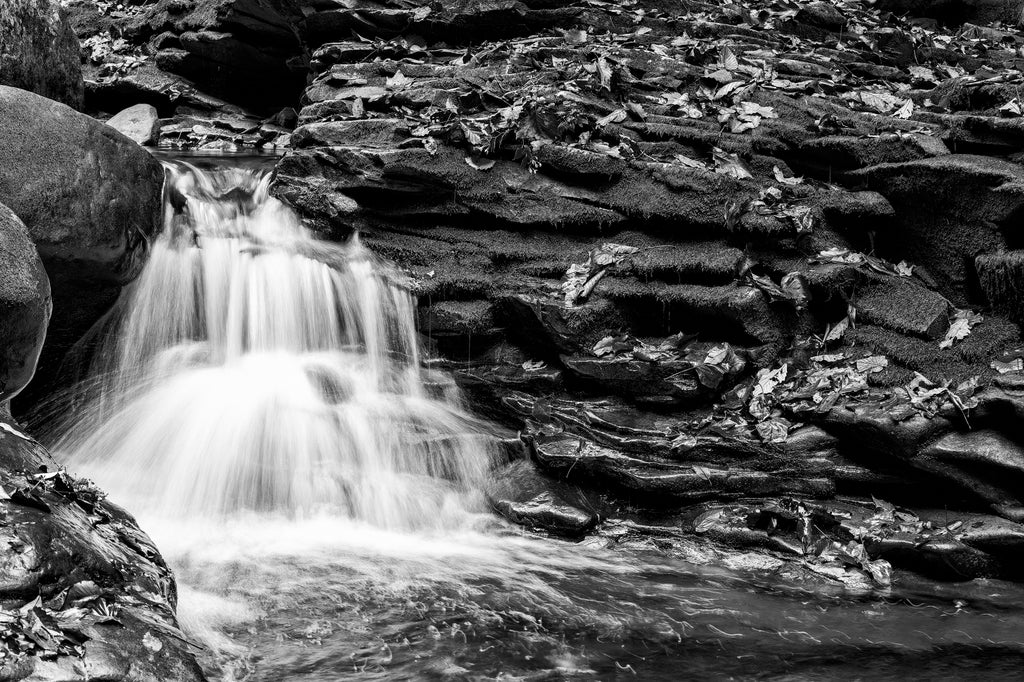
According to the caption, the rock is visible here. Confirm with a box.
[855,276,951,339]
[530,433,834,503]
[487,460,599,536]
[851,155,1024,302]
[920,430,1024,514]
[976,251,1024,323]
[0,202,50,409]
[0,86,165,409]
[560,355,700,403]
[877,0,1024,26]
[796,1,848,30]
[0,417,204,680]
[798,133,949,174]
[0,0,83,108]
[105,103,161,146]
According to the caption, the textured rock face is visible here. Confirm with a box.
[0,86,165,408]
[0,0,84,108]
[270,0,1024,589]
[0,202,49,409]
[105,102,161,146]
[0,416,204,681]
[63,0,303,149]
[70,0,305,111]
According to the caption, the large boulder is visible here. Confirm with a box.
[0,0,84,108]
[0,202,49,412]
[0,415,204,680]
[0,86,165,408]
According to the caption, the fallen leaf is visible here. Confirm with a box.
[991,358,1024,374]
[940,309,983,349]
[712,147,753,179]
[856,356,889,374]
[464,156,496,171]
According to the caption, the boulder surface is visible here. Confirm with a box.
[0,0,84,108]
[0,85,165,409]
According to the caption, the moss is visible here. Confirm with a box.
[977,251,1024,322]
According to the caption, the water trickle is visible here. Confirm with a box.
[47,162,496,528]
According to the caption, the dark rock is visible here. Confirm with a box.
[0,0,83,108]
[0,203,50,408]
[851,155,1024,302]
[157,28,305,112]
[560,355,700,403]
[855,276,951,339]
[105,103,161,146]
[976,251,1024,323]
[0,417,204,680]
[799,133,948,174]
[0,86,165,410]
[796,2,848,30]
[877,0,1024,26]
[919,430,1024,514]
[530,433,834,503]
[487,460,598,536]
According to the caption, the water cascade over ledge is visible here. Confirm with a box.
[34,161,1024,681]
[46,162,497,529]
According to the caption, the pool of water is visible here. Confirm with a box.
[143,514,1024,681]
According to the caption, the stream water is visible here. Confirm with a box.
[40,159,1024,680]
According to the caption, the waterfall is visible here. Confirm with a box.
[45,162,497,530]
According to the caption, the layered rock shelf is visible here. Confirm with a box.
[8,0,1024,676]
[270,0,1024,590]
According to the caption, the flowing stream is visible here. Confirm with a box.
[40,160,1024,680]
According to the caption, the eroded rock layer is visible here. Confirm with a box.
[271,0,1024,589]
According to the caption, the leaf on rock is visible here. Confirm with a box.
[855,356,888,374]
[772,166,803,185]
[386,70,413,88]
[940,309,983,349]
[893,99,914,119]
[823,316,850,344]
[464,156,496,171]
[712,147,753,179]
[755,417,791,443]
[991,358,1024,374]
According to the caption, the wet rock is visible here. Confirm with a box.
[918,430,1024,518]
[530,433,834,503]
[0,86,164,409]
[690,496,1024,583]
[105,103,161,146]
[560,356,700,403]
[0,0,83,108]
[0,415,204,680]
[487,460,598,536]
[0,203,50,409]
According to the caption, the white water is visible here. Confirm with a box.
[40,162,1024,681]
[48,162,497,529]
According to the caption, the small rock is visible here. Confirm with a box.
[855,277,950,340]
[796,1,848,30]
[106,103,161,146]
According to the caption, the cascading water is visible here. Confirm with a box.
[38,160,1024,681]
[48,162,496,529]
